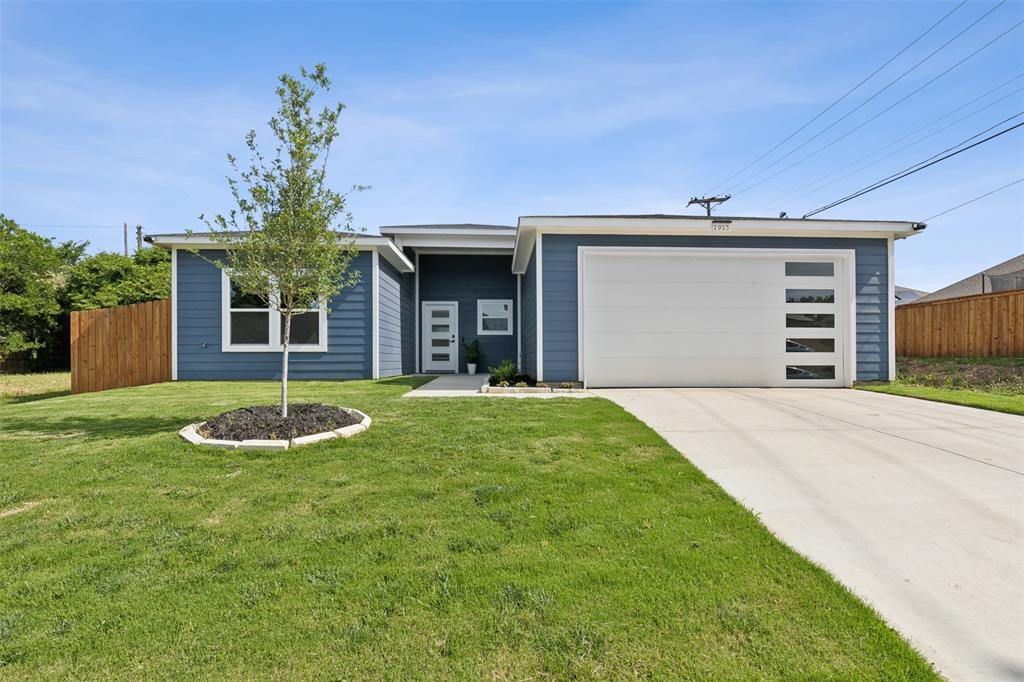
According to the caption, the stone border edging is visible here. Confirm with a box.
[479,383,586,394]
[179,407,372,450]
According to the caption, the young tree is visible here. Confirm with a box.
[197,64,364,417]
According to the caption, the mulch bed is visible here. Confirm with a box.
[198,403,360,441]
[488,374,537,387]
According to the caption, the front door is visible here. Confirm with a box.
[422,301,458,372]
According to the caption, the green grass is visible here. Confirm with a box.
[0,372,71,405]
[859,383,1024,415]
[0,378,937,680]
[857,356,1024,415]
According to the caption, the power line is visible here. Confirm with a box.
[758,78,1024,212]
[756,65,1024,211]
[803,118,1024,217]
[733,17,1024,199]
[22,224,127,230]
[923,177,1024,221]
[704,0,968,195]
[722,0,1005,195]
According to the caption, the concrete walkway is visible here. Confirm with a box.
[404,374,592,398]
[595,387,1024,682]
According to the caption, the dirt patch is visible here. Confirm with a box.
[0,500,44,519]
[198,404,360,441]
[897,357,1024,395]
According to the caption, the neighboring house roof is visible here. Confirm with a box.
[895,286,930,305]
[378,224,515,232]
[913,254,1024,304]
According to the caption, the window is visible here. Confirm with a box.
[786,288,835,303]
[786,261,834,277]
[786,365,836,380]
[477,299,512,335]
[786,313,834,328]
[786,338,835,353]
[221,271,327,352]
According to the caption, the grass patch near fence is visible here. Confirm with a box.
[0,371,71,405]
[0,378,938,680]
[858,357,1024,415]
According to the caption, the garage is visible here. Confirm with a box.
[579,248,853,388]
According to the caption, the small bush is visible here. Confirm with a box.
[497,380,510,387]
[489,358,517,385]
[559,382,574,389]
[514,381,528,388]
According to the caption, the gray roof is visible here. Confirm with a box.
[913,254,1024,304]
[895,286,929,305]
[378,223,515,231]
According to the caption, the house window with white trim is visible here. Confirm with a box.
[477,299,512,335]
[222,271,328,352]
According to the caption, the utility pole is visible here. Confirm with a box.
[136,225,143,253]
[687,195,731,217]
[123,222,129,257]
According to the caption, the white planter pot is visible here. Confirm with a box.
[466,363,477,375]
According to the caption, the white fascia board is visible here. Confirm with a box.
[511,228,537,274]
[379,226,515,237]
[147,234,414,273]
[395,234,516,250]
[516,217,924,238]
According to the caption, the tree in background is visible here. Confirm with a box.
[0,216,64,363]
[65,248,170,310]
[197,64,364,418]
[0,216,171,371]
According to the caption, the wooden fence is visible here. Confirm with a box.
[895,289,1024,357]
[71,299,171,393]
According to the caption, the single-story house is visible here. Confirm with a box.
[147,214,925,388]
[912,253,1024,304]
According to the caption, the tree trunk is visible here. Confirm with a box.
[281,313,291,418]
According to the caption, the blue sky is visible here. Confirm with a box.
[1,1,1022,291]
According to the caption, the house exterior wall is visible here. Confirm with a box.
[418,254,517,373]
[540,234,890,382]
[378,257,416,377]
[520,247,537,377]
[176,249,374,380]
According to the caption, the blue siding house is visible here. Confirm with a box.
[149,214,924,388]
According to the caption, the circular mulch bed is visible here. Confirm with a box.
[198,403,361,441]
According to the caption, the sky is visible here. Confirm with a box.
[1,1,1022,292]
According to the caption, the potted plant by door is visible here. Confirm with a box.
[464,339,481,375]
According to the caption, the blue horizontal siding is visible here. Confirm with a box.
[418,254,517,373]
[378,257,415,377]
[541,234,890,382]
[176,249,373,380]
[520,247,537,377]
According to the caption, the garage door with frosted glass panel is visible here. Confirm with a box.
[580,249,849,388]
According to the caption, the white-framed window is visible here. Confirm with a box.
[221,270,328,352]
[477,299,512,336]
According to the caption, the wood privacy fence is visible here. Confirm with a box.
[71,299,171,394]
[895,290,1024,357]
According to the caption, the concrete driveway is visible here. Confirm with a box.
[595,388,1024,682]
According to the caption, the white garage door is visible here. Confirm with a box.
[580,249,851,388]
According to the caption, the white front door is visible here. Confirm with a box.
[422,301,459,372]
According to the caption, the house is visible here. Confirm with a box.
[912,253,1024,304]
[146,214,925,388]
[895,285,929,305]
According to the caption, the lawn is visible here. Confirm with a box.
[859,356,1024,415]
[0,371,70,405]
[0,378,937,680]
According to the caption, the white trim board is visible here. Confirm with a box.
[535,232,544,382]
[576,246,857,388]
[372,250,380,379]
[171,246,178,380]
[887,235,896,381]
[414,251,420,374]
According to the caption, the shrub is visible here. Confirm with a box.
[489,358,517,385]
[560,382,574,389]
[514,381,528,388]
[497,380,510,387]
